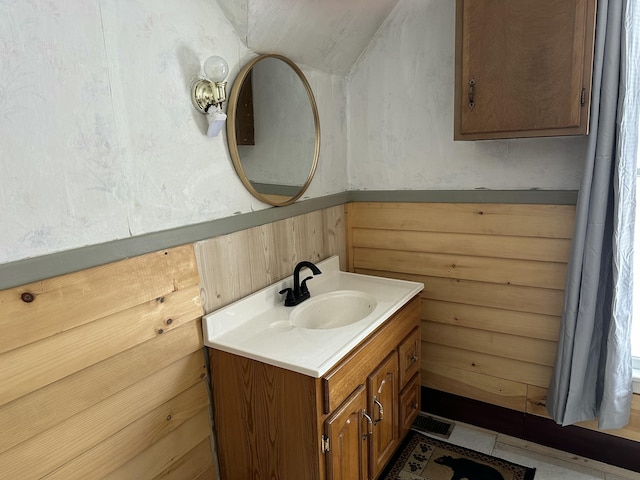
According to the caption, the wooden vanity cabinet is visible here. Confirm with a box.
[209,295,421,480]
[367,352,399,477]
[398,327,421,438]
[454,0,597,140]
[325,385,369,480]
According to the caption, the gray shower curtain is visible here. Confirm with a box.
[547,0,639,429]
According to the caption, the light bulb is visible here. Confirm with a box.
[203,55,229,82]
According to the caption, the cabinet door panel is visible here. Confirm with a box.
[368,352,399,478]
[325,385,368,480]
[455,0,596,139]
[399,327,421,389]
[400,373,421,438]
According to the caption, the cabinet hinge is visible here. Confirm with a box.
[321,435,330,454]
[581,88,586,106]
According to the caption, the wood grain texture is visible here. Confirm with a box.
[353,247,568,289]
[399,374,420,438]
[0,320,203,454]
[195,205,345,314]
[353,228,572,262]
[42,382,210,480]
[455,0,596,139]
[209,294,421,480]
[422,343,553,389]
[422,321,558,367]
[152,440,217,480]
[347,203,575,238]
[210,349,322,480]
[424,300,560,342]
[357,271,565,317]
[367,352,399,477]
[103,408,213,480]
[346,202,572,417]
[0,245,214,479]
[422,363,527,411]
[0,245,199,355]
[0,285,202,407]
[325,386,368,480]
[0,352,206,479]
[398,327,421,389]
[526,386,640,443]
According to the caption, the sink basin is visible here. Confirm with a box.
[202,255,424,377]
[290,290,377,329]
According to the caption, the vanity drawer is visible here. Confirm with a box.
[399,372,420,438]
[398,327,420,389]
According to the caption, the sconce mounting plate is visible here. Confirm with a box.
[191,78,227,114]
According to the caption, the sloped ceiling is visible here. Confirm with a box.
[216,0,400,74]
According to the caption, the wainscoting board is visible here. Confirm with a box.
[2,198,638,477]
[0,245,215,480]
[0,205,346,479]
[345,201,640,447]
[195,205,346,314]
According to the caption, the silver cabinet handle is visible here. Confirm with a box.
[373,398,384,425]
[362,411,373,440]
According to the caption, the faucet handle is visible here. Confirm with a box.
[279,287,295,306]
[300,276,314,295]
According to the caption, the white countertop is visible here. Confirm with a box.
[202,256,424,377]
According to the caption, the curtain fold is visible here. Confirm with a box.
[547,0,639,429]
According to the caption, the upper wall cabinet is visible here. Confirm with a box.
[454,0,597,140]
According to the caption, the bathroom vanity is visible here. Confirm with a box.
[203,256,423,480]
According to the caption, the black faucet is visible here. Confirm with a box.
[279,260,322,306]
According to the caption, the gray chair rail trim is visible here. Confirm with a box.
[0,190,577,290]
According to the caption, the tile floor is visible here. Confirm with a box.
[418,416,639,480]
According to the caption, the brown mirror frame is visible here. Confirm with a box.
[226,54,320,207]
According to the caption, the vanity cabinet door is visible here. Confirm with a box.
[399,373,421,439]
[454,0,596,140]
[367,352,399,479]
[325,385,369,480]
[398,327,420,389]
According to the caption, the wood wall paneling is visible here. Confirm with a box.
[347,202,570,412]
[195,205,346,314]
[0,245,216,479]
[422,343,554,388]
[346,201,640,445]
[422,362,528,411]
[424,299,561,341]
[347,202,576,238]
[0,246,200,355]
[0,206,345,479]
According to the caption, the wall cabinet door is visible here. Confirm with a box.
[367,352,399,479]
[454,0,596,140]
[325,385,369,480]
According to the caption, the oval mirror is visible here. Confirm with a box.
[227,54,320,206]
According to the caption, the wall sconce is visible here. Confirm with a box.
[191,55,229,137]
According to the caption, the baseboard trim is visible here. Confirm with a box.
[421,387,639,473]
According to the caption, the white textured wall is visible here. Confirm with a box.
[0,0,347,264]
[0,0,589,266]
[347,0,588,191]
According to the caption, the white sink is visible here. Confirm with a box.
[290,290,377,329]
[202,256,423,377]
